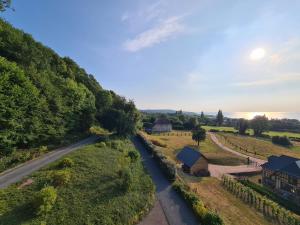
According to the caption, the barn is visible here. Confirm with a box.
[176,146,209,176]
[152,118,172,133]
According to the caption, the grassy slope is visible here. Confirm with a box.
[188,177,273,225]
[0,140,155,225]
[144,131,246,166]
[216,133,300,159]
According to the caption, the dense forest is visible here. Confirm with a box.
[0,18,140,154]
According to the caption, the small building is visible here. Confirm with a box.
[262,155,300,205]
[152,118,172,133]
[176,146,209,176]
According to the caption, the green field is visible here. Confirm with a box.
[216,133,300,159]
[202,125,300,138]
[143,131,246,166]
[0,140,155,225]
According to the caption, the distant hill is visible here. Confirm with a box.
[140,109,199,116]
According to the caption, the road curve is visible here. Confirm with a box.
[0,136,98,189]
[132,137,199,225]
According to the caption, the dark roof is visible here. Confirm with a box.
[154,118,171,125]
[262,155,300,178]
[176,146,204,167]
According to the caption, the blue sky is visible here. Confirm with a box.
[2,0,300,112]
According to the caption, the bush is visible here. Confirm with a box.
[35,186,57,216]
[96,142,106,148]
[52,170,71,186]
[39,146,48,154]
[127,150,139,163]
[272,136,292,147]
[209,129,219,133]
[173,180,223,225]
[58,158,74,168]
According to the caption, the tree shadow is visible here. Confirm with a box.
[0,202,35,225]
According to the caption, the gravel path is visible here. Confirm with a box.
[132,137,199,225]
[0,136,98,189]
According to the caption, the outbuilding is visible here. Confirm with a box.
[176,146,209,176]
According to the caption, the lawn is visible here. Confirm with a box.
[0,140,155,225]
[202,126,237,132]
[216,133,300,159]
[187,177,274,225]
[143,131,246,166]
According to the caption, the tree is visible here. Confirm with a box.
[0,0,11,12]
[236,119,249,135]
[192,126,206,146]
[184,117,199,130]
[216,110,224,126]
[251,115,269,136]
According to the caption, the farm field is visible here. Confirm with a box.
[143,131,247,166]
[203,125,300,138]
[186,177,273,225]
[216,133,300,159]
[0,140,155,225]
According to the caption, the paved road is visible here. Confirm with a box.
[132,137,199,225]
[209,132,267,165]
[0,136,98,189]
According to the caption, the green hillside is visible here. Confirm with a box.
[0,18,140,154]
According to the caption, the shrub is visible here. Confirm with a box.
[111,140,122,150]
[52,170,71,186]
[39,146,48,154]
[58,158,74,168]
[127,150,139,163]
[137,133,177,181]
[203,211,224,225]
[35,186,57,216]
[209,129,219,133]
[89,126,110,136]
[272,136,292,147]
[96,142,106,148]
[151,139,167,148]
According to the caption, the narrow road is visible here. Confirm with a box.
[209,132,266,165]
[0,136,98,189]
[132,137,199,225]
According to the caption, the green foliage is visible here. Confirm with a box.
[251,115,269,136]
[0,141,155,224]
[127,150,139,163]
[89,126,110,136]
[216,110,224,126]
[58,158,74,168]
[192,126,206,146]
[173,180,224,225]
[236,119,249,135]
[35,186,57,216]
[51,170,71,186]
[0,19,141,155]
[272,136,292,147]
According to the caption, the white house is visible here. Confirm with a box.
[152,118,172,132]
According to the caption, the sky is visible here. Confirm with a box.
[2,0,300,112]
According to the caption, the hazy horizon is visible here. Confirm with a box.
[3,0,300,112]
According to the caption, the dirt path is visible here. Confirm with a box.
[0,136,98,189]
[209,132,267,165]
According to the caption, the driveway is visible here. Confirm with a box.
[209,164,262,178]
[209,132,267,165]
[132,137,199,225]
[0,136,98,189]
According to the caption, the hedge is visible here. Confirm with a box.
[173,180,224,225]
[137,133,176,181]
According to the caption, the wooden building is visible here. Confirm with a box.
[176,146,209,176]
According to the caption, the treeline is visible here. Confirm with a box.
[0,19,140,154]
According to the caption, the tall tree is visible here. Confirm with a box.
[236,119,249,135]
[251,115,269,136]
[192,126,206,146]
[216,110,224,126]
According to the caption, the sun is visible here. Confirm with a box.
[250,48,266,61]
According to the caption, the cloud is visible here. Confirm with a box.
[121,12,130,22]
[233,74,300,87]
[123,16,185,52]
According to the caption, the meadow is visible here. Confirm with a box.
[185,176,274,225]
[0,140,155,225]
[143,131,246,166]
[215,133,300,159]
[202,126,300,138]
